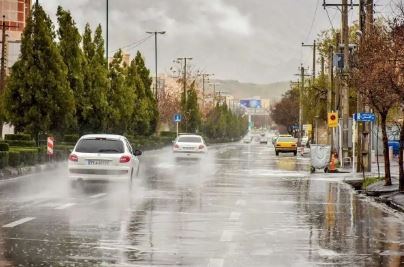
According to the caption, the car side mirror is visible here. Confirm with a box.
[134,150,142,156]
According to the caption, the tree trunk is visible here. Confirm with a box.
[380,113,392,186]
[399,118,404,192]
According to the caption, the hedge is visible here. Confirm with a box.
[8,151,21,167]
[160,131,176,138]
[0,142,9,152]
[4,134,31,141]
[0,151,8,169]
[63,134,79,144]
[6,140,36,147]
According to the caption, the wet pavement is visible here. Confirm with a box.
[0,143,404,266]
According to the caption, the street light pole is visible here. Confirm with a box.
[106,0,108,59]
[176,57,192,105]
[198,73,214,110]
[147,31,166,101]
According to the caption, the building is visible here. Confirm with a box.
[0,0,31,137]
[0,0,31,68]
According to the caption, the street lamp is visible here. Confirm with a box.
[197,73,214,110]
[146,31,166,101]
[176,57,193,104]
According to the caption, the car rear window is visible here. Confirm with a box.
[75,138,125,153]
[277,137,296,142]
[178,136,202,143]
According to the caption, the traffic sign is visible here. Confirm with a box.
[354,112,375,122]
[333,53,344,69]
[328,112,338,128]
[47,137,54,156]
[174,114,182,123]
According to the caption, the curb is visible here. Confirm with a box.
[0,161,62,182]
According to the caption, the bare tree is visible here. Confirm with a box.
[389,3,404,190]
[351,24,400,186]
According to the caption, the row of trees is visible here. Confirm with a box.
[272,7,403,188]
[2,4,158,139]
[2,4,247,143]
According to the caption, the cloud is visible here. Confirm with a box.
[40,0,394,84]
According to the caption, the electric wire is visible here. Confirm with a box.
[305,0,321,42]
[111,35,153,53]
[325,7,336,31]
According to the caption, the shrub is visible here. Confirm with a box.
[63,134,79,144]
[19,149,38,166]
[4,134,31,141]
[6,140,36,147]
[160,131,176,138]
[0,142,9,152]
[0,151,8,169]
[8,151,20,167]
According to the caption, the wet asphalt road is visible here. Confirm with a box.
[0,143,404,266]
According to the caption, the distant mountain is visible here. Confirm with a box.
[212,80,289,101]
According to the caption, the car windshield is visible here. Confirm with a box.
[178,136,202,143]
[75,138,124,153]
[277,137,296,142]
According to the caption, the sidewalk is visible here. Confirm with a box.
[0,161,63,182]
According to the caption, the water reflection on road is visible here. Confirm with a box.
[0,143,403,266]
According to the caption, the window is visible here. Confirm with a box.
[178,136,202,143]
[75,138,124,154]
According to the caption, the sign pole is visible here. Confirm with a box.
[176,122,179,137]
[352,117,356,174]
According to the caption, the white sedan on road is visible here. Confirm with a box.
[68,134,141,183]
[172,134,207,159]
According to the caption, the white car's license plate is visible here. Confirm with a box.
[87,160,109,165]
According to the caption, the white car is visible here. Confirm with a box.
[68,134,141,183]
[172,134,207,159]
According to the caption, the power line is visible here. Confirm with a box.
[111,35,153,53]
[305,0,321,42]
[325,7,336,31]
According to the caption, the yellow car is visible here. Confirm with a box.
[275,136,297,156]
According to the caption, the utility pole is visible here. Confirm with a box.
[327,45,334,148]
[146,31,166,100]
[295,66,310,145]
[362,0,373,172]
[323,0,360,163]
[341,0,350,163]
[302,40,317,82]
[299,65,305,145]
[198,73,213,110]
[0,15,16,93]
[177,57,192,105]
[106,0,108,59]
[0,16,7,93]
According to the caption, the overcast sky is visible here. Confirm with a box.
[42,0,396,84]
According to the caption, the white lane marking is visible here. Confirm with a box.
[229,212,240,221]
[208,258,224,267]
[3,217,35,228]
[89,193,107,199]
[54,203,76,210]
[236,199,246,206]
[220,230,234,242]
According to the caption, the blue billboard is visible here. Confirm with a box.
[240,99,262,108]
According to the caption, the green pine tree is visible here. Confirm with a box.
[134,51,158,135]
[56,6,84,133]
[107,49,135,134]
[81,24,109,133]
[185,81,201,133]
[3,4,75,138]
[126,58,150,135]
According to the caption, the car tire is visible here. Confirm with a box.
[276,151,279,156]
[293,151,297,156]
[310,166,315,173]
